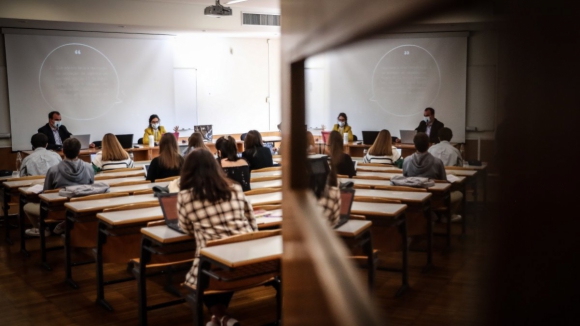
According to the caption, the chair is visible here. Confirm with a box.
[102,167,143,173]
[240,133,247,141]
[353,175,390,181]
[358,163,394,167]
[250,175,281,183]
[252,166,282,173]
[184,230,282,326]
[69,192,131,202]
[110,180,151,187]
[155,176,180,182]
[354,196,402,204]
[374,185,427,193]
[7,175,44,181]
[138,138,143,145]
[244,188,280,196]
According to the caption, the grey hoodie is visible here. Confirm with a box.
[44,159,94,191]
[402,151,447,180]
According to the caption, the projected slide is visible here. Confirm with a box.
[40,43,121,120]
[4,31,174,151]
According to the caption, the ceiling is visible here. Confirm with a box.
[139,0,280,10]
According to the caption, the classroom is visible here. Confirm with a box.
[0,1,578,325]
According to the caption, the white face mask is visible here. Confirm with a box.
[151,123,159,130]
[423,116,430,123]
[338,121,345,127]
[54,121,62,128]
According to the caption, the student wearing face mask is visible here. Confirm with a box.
[143,114,179,145]
[415,107,444,144]
[331,112,354,142]
[37,111,95,150]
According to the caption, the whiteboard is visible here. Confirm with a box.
[174,68,197,129]
[467,66,496,131]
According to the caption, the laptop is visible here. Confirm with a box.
[194,125,213,142]
[335,188,355,229]
[158,193,185,234]
[362,131,380,145]
[115,134,134,149]
[321,131,331,144]
[399,130,416,144]
[72,134,91,149]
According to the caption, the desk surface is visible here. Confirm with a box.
[340,178,451,192]
[355,171,465,184]
[38,181,168,203]
[5,175,145,190]
[245,192,283,206]
[250,179,282,189]
[354,189,431,203]
[200,235,282,268]
[141,225,194,244]
[251,170,282,179]
[65,193,157,214]
[335,220,373,237]
[97,206,163,226]
[95,170,145,179]
[351,201,407,217]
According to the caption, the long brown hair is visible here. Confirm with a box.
[368,129,393,156]
[243,130,263,157]
[306,131,316,154]
[101,133,129,161]
[158,133,184,169]
[327,130,344,166]
[219,136,239,162]
[186,132,208,153]
[180,149,232,203]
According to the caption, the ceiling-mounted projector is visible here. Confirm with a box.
[204,0,232,17]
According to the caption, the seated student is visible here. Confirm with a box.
[20,133,62,176]
[147,133,184,182]
[327,130,356,178]
[308,157,341,227]
[92,133,134,173]
[24,138,94,237]
[306,131,317,155]
[178,149,257,326]
[428,127,464,167]
[403,132,462,221]
[142,114,179,145]
[363,129,402,166]
[242,130,274,170]
[182,132,209,156]
[332,112,354,142]
[218,136,251,191]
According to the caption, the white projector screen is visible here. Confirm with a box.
[307,32,467,142]
[4,29,174,151]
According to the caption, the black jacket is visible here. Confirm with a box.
[415,119,444,144]
[37,123,72,150]
[242,147,274,171]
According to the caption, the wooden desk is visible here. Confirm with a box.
[350,201,409,296]
[200,235,282,268]
[335,220,375,290]
[250,170,282,179]
[95,169,145,180]
[62,194,158,288]
[250,179,282,190]
[245,192,283,206]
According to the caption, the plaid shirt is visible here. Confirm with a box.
[178,184,258,287]
[318,186,341,228]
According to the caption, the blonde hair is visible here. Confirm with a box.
[306,131,316,154]
[368,129,393,156]
[101,133,129,161]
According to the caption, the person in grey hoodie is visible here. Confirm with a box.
[403,132,447,180]
[403,132,463,222]
[24,138,94,237]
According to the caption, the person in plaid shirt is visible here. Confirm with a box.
[178,149,257,326]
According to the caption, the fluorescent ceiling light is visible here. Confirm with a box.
[226,0,248,4]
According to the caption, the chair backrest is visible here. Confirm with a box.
[244,187,281,196]
[103,201,159,212]
[102,167,142,173]
[110,180,151,187]
[8,175,45,181]
[250,175,282,183]
[358,163,394,167]
[353,175,389,181]
[70,192,130,202]
[374,185,427,192]
[253,204,281,211]
[155,176,180,182]
[353,196,401,204]
[206,229,281,247]
[132,189,154,195]
[252,166,282,173]
[336,188,355,228]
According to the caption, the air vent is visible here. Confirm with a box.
[242,13,280,26]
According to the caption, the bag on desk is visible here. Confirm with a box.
[390,175,435,188]
[58,182,110,198]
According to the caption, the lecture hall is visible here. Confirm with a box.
[0,0,579,325]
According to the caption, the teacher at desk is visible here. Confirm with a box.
[332,112,354,142]
[143,114,179,145]
[38,111,94,150]
[415,107,444,144]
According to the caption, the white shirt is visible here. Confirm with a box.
[428,141,463,166]
[363,146,401,164]
[19,147,62,176]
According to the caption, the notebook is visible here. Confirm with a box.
[399,130,416,144]
[362,131,380,145]
[158,193,185,234]
[71,134,91,150]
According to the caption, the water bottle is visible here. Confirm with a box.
[15,152,22,177]
[343,133,349,143]
[148,135,155,147]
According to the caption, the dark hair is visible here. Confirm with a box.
[158,133,184,170]
[438,127,453,142]
[180,149,232,203]
[148,114,160,124]
[425,107,435,115]
[215,136,226,153]
[219,136,239,162]
[31,133,48,149]
[308,157,336,199]
[63,138,81,159]
[48,111,60,119]
[413,132,430,153]
[337,112,348,126]
[244,130,263,157]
